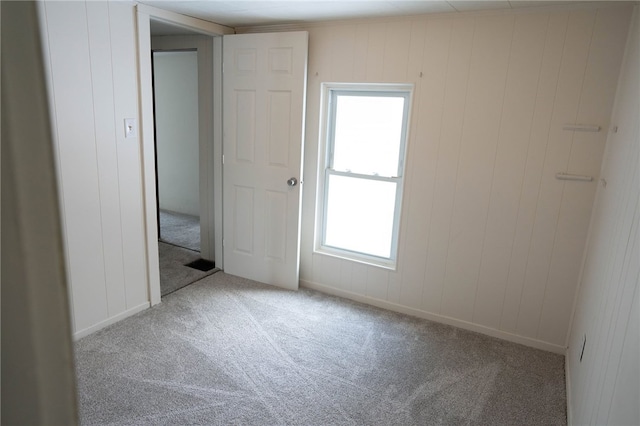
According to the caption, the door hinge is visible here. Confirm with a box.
[222,154,225,165]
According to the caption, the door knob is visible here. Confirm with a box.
[287,177,298,187]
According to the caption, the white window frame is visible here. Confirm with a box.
[314,82,413,270]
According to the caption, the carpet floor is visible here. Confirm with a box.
[159,209,200,252]
[158,241,218,296]
[75,273,567,425]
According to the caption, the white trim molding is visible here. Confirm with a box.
[137,4,234,36]
[73,302,150,340]
[301,279,567,354]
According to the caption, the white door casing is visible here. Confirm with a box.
[137,4,233,306]
[223,32,308,290]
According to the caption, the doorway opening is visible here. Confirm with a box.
[138,6,230,305]
[149,20,221,296]
[153,49,201,253]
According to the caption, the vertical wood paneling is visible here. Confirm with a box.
[86,1,127,316]
[567,7,639,424]
[365,22,386,82]
[406,20,427,83]
[441,15,514,321]
[338,259,353,291]
[382,21,410,82]
[538,7,632,345]
[330,25,356,80]
[44,1,108,331]
[421,17,474,314]
[387,271,402,304]
[413,19,447,311]
[401,19,450,311]
[588,195,639,421]
[366,266,389,300]
[591,140,639,426]
[575,121,638,422]
[472,14,549,329]
[317,255,341,293]
[353,24,369,82]
[37,2,78,330]
[606,283,639,426]
[108,2,148,309]
[516,9,597,339]
[278,4,631,351]
[392,19,429,307]
[351,263,368,295]
[40,0,149,336]
[500,12,569,333]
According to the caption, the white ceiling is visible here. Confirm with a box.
[144,0,594,30]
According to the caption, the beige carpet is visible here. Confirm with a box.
[75,272,567,425]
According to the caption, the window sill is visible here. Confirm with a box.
[313,246,397,271]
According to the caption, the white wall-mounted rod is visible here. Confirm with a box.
[556,172,593,182]
[562,124,601,132]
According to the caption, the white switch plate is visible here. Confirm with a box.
[124,118,137,138]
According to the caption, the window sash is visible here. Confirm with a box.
[321,170,402,263]
[327,90,410,179]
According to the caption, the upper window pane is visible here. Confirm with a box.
[332,94,405,177]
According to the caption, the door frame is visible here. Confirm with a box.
[136,4,233,305]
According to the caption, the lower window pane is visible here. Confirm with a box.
[324,174,397,258]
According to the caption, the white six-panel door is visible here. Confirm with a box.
[223,32,308,290]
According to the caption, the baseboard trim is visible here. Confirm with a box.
[300,279,566,354]
[73,302,151,340]
[565,348,573,425]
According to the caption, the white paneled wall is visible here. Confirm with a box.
[38,1,149,338]
[567,6,639,424]
[264,4,634,351]
[153,51,200,217]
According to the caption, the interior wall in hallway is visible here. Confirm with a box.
[153,50,200,217]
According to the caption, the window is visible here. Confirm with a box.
[316,83,412,269]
